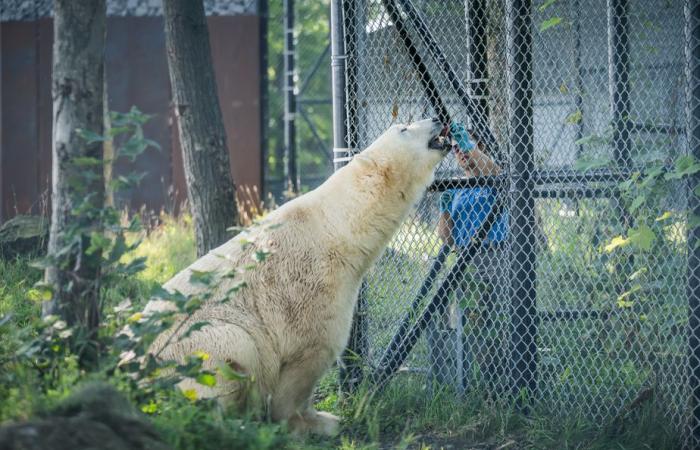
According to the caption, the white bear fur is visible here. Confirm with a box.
[142,119,446,435]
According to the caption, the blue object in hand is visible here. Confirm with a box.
[439,191,454,213]
[450,122,475,153]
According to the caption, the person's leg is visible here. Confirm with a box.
[427,248,467,391]
[465,245,509,393]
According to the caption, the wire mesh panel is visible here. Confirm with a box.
[337,0,697,442]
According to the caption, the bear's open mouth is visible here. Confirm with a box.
[428,125,452,151]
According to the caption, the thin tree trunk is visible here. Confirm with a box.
[103,70,114,208]
[44,0,106,358]
[163,0,238,257]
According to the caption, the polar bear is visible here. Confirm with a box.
[142,118,451,435]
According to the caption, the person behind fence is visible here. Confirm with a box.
[433,122,509,390]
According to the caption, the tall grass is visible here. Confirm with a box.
[0,210,686,448]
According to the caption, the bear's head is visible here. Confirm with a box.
[360,118,451,181]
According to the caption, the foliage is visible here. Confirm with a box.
[0,109,288,449]
[0,207,688,449]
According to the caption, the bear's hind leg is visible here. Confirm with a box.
[176,323,269,412]
[270,358,339,436]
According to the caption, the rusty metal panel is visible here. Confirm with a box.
[208,16,262,199]
[36,18,52,217]
[1,15,262,222]
[1,21,40,220]
[106,16,174,214]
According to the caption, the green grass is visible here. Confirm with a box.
[0,256,44,422]
[0,212,687,449]
[126,213,197,284]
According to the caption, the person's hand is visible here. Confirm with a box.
[449,122,500,176]
[449,122,475,153]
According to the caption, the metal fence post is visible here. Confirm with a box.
[331,0,367,394]
[608,0,631,169]
[331,0,349,172]
[686,0,700,446]
[283,0,298,193]
[467,0,489,122]
[259,0,269,200]
[573,0,585,159]
[506,0,538,403]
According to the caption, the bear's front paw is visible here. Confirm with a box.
[289,409,340,436]
[311,411,340,436]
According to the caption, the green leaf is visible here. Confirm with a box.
[143,138,161,151]
[629,195,645,213]
[252,250,270,263]
[539,17,563,32]
[182,389,198,401]
[666,155,700,180]
[141,401,158,414]
[655,211,673,222]
[122,256,147,275]
[189,270,215,286]
[109,172,147,191]
[86,232,110,255]
[574,156,610,171]
[184,297,203,314]
[574,132,609,147]
[108,126,131,137]
[222,281,248,303]
[689,214,700,229]
[217,361,248,381]
[640,165,664,188]
[72,156,103,167]
[617,298,635,308]
[27,285,53,302]
[29,257,53,270]
[118,135,149,162]
[538,0,558,11]
[617,285,642,308]
[181,321,210,340]
[628,224,656,251]
[76,128,107,143]
[629,267,648,281]
[151,286,188,304]
[565,110,582,125]
[604,235,630,253]
[196,371,217,387]
[559,366,571,383]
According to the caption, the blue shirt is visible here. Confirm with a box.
[441,188,508,247]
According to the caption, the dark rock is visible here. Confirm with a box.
[0,215,48,259]
[0,383,171,450]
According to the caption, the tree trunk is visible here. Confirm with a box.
[44,0,106,356]
[163,0,238,257]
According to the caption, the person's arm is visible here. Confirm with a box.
[438,190,455,246]
[465,146,501,177]
[437,211,455,247]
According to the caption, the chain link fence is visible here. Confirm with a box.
[263,0,334,201]
[333,0,699,444]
